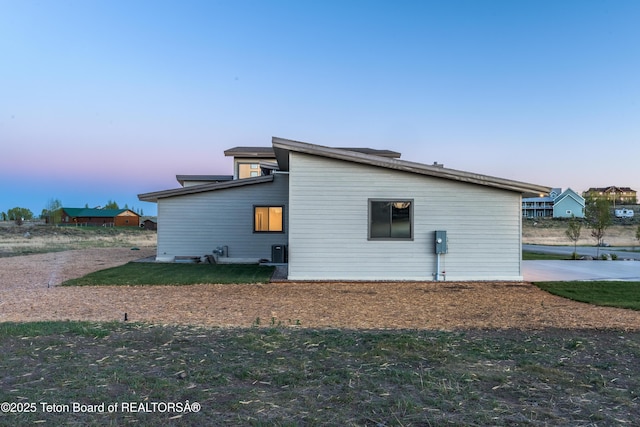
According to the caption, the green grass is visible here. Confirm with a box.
[62,262,275,286]
[1,322,639,426]
[522,251,571,260]
[535,281,640,310]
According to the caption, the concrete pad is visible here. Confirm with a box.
[523,260,640,282]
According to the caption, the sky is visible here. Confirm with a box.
[1,0,639,218]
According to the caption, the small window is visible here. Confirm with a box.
[250,163,259,169]
[250,171,259,177]
[369,199,413,240]
[254,206,283,232]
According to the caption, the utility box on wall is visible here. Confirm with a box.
[435,230,447,254]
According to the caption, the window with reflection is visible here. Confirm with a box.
[369,200,413,240]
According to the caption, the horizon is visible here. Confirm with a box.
[2,0,639,217]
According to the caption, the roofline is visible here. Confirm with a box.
[555,189,585,205]
[272,136,551,196]
[138,175,275,203]
[223,147,277,158]
[175,175,233,185]
[60,208,139,217]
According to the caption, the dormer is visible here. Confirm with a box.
[224,147,278,179]
[549,188,562,199]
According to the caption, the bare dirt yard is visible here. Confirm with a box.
[523,217,639,246]
[1,221,640,330]
[2,247,640,330]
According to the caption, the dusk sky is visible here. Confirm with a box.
[1,0,639,217]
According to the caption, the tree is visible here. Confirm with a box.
[7,207,34,223]
[1,212,7,221]
[585,198,611,258]
[104,200,119,209]
[42,198,63,224]
[636,224,640,250]
[565,215,582,259]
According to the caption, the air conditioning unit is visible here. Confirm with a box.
[271,244,287,263]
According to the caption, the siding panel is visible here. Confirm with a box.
[156,174,288,260]
[288,153,522,281]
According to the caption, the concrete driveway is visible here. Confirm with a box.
[523,260,640,282]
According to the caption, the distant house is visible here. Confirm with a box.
[583,186,637,205]
[522,188,585,218]
[57,208,140,227]
[139,137,550,281]
[553,189,586,218]
[140,217,158,230]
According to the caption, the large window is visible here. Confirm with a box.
[369,200,413,240]
[254,206,283,232]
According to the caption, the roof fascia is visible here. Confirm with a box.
[272,136,551,196]
[138,175,274,202]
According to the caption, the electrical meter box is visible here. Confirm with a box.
[435,230,447,254]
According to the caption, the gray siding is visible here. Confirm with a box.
[156,174,288,260]
[288,153,523,281]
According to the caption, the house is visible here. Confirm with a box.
[56,208,140,227]
[522,188,585,218]
[140,217,158,230]
[552,188,586,218]
[582,186,637,204]
[139,137,550,281]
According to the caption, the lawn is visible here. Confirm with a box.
[535,281,640,311]
[62,262,275,286]
[1,321,639,426]
[4,248,640,424]
[522,251,571,260]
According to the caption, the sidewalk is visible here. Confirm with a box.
[523,260,640,282]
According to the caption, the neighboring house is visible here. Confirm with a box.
[139,137,550,281]
[552,188,586,218]
[522,188,585,218]
[140,217,158,230]
[57,208,140,227]
[583,186,637,204]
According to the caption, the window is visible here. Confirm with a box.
[254,206,283,232]
[369,199,413,240]
[238,163,262,179]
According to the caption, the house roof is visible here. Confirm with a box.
[138,175,275,202]
[224,147,277,158]
[272,137,551,197]
[61,208,139,218]
[554,188,585,206]
[224,146,401,160]
[176,175,233,186]
[585,186,636,193]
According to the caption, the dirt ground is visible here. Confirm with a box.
[523,218,639,246]
[2,247,640,330]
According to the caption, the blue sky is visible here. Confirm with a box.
[1,0,639,217]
